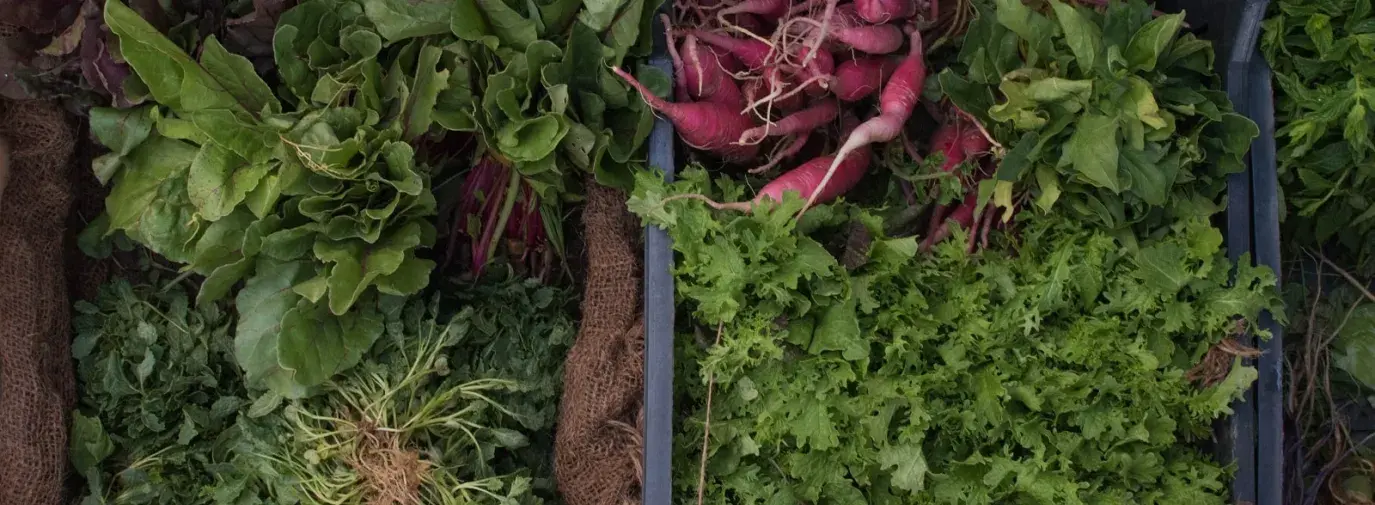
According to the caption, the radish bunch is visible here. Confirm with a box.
[624,0,997,250]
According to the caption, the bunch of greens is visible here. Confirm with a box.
[244,296,555,505]
[445,275,577,490]
[432,0,665,275]
[69,273,265,505]
[939,0,1257,238]
[630,167,1283,504]
[87,0,439,400]
[1261,0,1375,272]
[85,0,659,398]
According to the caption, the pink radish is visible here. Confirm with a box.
[717,0,789,21]
[835,26,904,55]
[920,116,993,244]
[921,192,977,251]
[613,67,759,162]
[930,117,991,173]
[693,30,772,70]
[738,100,839,145]
[680,33,744,107]
[670,146,872,211]
[801,29,926,214]
[755,147,872,205]
[855,0,918,24]
[743,69,804,113]
[662,117,871,212]
[750,133,810,174]
[707,45,745,74]
[832,56,900,102]
[793,46,835,96]
[787,5,906,55]
[725,12,770,34]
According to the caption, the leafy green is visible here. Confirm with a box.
[69,270,570,505]
[1262,0,1375,272]
[445,275,576,494]
[631,167,1284,505]
[92,0,439,398]
[248,295,556,505]
[941,0,1257,235]
[70,273,267,505]
[438,12,665,194]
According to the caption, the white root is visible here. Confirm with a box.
[801,0,839,68]
[750,134,809,174]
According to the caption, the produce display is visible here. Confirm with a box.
[60,0,642,502]
[71,266,573,504]
[1262,1,1375,503]
[631,0,1279,502]
[0,0,1318,502]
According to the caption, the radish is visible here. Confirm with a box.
[793,46,835,96]
[743,68,805,113]
[738,100,839,145]
[755,147,872,205]
[921,192,977,251]
[750,133,810,174]
[694,30,772,70]
[677,32,744,107]
[855,0,918,24]
[801,29,926,214]
[723,12,771,35]
[786,5,905,55]
[836,26,904,55]
[667,145,873,212]
[930,116,991,173]
[920,115,993,246]
[613,67,760,162]
[717,0,789,21]
[832,56,900,102]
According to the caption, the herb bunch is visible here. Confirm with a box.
[941,0,1257,237]
[69,273,265,505]
[1262,0,1375,272]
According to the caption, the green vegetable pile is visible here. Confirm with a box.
[70,273,266,505]
[68,0,652,501]
[1263,0,1375,272]
[71,268,575,505]
[245,295,561,505]
[1262,1,1375,502]
[941,0,1255,238]
[83,0,657,399]
[632,1,1281,503]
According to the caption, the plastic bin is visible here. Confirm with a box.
[640,2,1281,504]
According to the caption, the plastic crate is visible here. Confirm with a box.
[640,2,1280,503]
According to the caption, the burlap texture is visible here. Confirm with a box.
[0,97,78,505]
[555,182,645,505]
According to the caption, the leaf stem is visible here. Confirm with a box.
[696,322,725,505]
[484,170,523,273]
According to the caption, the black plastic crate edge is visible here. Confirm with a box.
[643,9,677,505]
[1240,2,1284,504]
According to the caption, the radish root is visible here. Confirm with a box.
[801,0,839,67]
[750,134,809,174]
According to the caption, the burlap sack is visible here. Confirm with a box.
[0,97,78,505]
[555,182,645,505]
